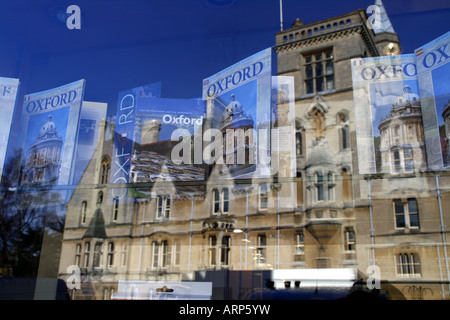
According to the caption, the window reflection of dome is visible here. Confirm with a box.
[38,115,59,139]
[394,86,419,108]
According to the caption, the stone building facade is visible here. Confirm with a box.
[57,4,450,300]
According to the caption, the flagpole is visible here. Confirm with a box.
[279,0,284,31]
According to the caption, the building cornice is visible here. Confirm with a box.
[274,25,378,57]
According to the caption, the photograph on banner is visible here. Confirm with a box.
[351,55,426,174]
[202,48,276,179]
[19,80,86,187]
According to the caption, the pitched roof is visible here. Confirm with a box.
[83,207,107,239]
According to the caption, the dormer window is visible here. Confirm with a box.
[212,188,229,215]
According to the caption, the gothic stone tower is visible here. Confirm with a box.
[274,9,388,269]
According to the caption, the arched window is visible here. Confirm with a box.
[296,131,303,156]
[99,156,110,184]
[213,189,220,214]
[81,201,87,224]
[208,236,217,267]
[112,197,119,222]
[393,150,401,172]
[341,126,349,149]
[313,108,325,138]
[337,112,349,150]
[93,242,103,268]
[84,242,90,268]
[107,242,114,268]
[75,244,82,266]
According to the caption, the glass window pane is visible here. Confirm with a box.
[213,190,220,213]
[410,214,420,228]
[306,80,314,94]
[316,77,324,92]
[326,76,334,90]
[260,196,268,209]
[296,131,303,155]
[223,200,228,212]
[317,185,324,201]
[315,63,323,77]
[222,189,229,213]
[328,172,333,182]
[413,254,421,274]
[305,65,313,79]
[316,172,323,183]
[326,61,334,74]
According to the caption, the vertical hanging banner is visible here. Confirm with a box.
[110,82,161,198]
[415,31,450,170]
[72,101,108,185]
[271,75,296,179]
[19,80,86,187]
[0,77,20,184]
[202,48,276,179]
[351,55,426,174]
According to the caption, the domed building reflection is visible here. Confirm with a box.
[21,114,63,185]
[378,85,427,173]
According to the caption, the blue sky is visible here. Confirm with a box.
[0,0,449,120]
